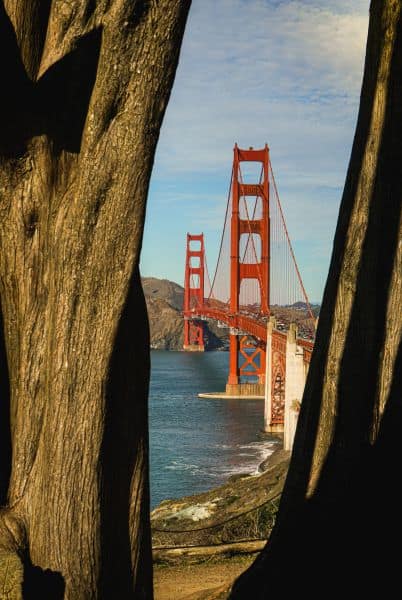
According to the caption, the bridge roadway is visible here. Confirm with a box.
[184,306,314,355]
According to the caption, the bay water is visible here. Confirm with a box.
[149,350,277,509]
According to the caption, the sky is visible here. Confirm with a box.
[140,0,370,303]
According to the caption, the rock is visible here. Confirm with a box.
[151,449,290,553]
[227,474,251,483]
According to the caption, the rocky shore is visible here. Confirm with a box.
[151,447,290,559]
[152,447,290,599]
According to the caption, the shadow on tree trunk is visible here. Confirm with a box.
[99,266,152,598]
[22,553,65,599]
[229,2,402,597]
[37,27,102,154]
[0,1,102,158]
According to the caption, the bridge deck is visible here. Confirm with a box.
[184,307,314,354]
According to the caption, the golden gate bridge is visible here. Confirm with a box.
[183,144,315,442]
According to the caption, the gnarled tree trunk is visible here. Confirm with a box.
[0,1,191,598]
[231,0,401,597]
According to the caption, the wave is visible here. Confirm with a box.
[208,440,278,479]
[162,440,279,492]
[165,460,212,478]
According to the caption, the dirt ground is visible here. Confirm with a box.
[153,555,255,600]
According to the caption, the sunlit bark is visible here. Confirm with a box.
[0,1,191,598]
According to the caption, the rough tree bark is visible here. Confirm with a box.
[0,1,191,598]
[231,1,401,597]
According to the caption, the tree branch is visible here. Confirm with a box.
[3,0,52,80]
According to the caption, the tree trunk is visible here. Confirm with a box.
[231,1,402,597]
[0,1,191,598]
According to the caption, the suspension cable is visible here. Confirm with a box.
[269,158,315,325]
[207,166,234,304]
[204,254,214,301]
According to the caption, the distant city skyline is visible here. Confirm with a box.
[140,0,369,303]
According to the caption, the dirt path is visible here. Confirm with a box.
[153,556,255,600]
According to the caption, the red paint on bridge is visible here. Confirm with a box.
[183,144,315,425]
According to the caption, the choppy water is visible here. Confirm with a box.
[149,350,277,509]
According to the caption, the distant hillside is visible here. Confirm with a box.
[142,277,227,351]
[142,277,319,350]
[142,277,184,311]
[291,301,320,317]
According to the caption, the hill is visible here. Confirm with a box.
[142,277,227,351]
[142,277,184,310]
[142,276,319,350]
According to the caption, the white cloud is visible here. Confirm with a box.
[154,0,369,177]
[143,0,370,300]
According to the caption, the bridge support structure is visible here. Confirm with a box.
[183,233,205,352]
[264,320,311,437]
[264,318,285,433]
[182,144,315,445]
[283,324,309,449]
[228,144,270,389]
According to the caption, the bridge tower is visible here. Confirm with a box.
[227,144,270,391]
[183,233,205,351]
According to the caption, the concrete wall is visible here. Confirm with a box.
[283,324,306,451]
[225,383,265,396]
[264,320,309,448]
[183,344,205,352]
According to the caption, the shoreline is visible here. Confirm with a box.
[151,446,289,560]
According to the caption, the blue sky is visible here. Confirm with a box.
[140,0,369,303]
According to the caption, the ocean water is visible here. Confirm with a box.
[149,350,277,509]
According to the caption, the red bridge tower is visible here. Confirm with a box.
[183,234,205,351]
[227,144,270,391]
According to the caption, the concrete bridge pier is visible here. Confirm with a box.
[264,320,309,448]
[283,324,307,451]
